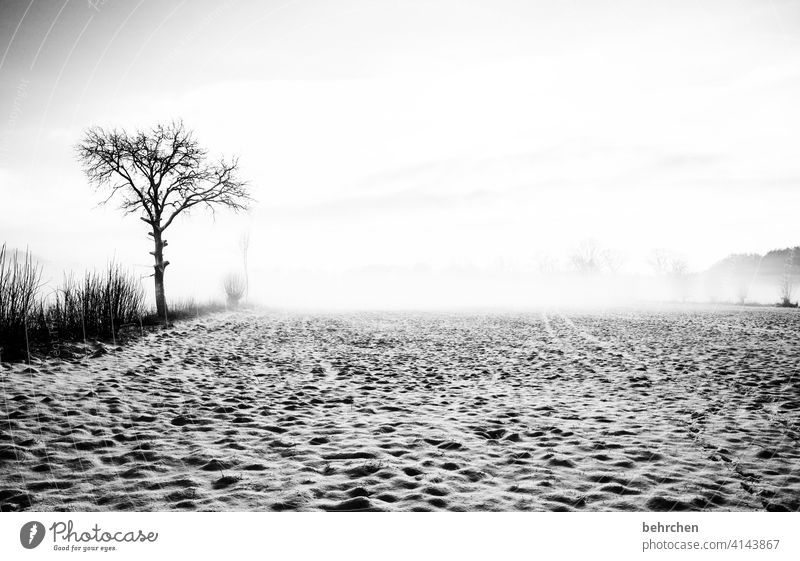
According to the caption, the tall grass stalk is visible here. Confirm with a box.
[0,245,43,360]
[45,263,146,341]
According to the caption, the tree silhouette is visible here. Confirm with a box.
[570,240,621,275]
[778,249,795,307]
[77,121,251,322]
[239,231,250,303]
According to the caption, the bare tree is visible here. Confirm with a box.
[647,249,690,301]
[76,121,251,322]
[779,249,795,307]
[239,231,250,304]
[533,253,558,274]
[726,254,760,305]
[601,249,623,274]
[668,257,690,302]
[702,270,723,303]
[570,240,603,275]
[648,248,672,277]
[570,240,622,275]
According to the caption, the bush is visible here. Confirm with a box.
[223,273,246,307]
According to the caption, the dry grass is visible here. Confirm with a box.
[147,297,227,324]
[1,244,227,360]
[0,245,43,360]
[44,264,147,341]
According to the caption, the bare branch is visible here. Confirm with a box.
[76,121,253,233]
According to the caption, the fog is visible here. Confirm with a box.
[2,0,800,310]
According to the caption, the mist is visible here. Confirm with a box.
[2,0,800,310]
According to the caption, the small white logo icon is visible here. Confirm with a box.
[20,521,45,549]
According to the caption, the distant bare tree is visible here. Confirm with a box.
[601,249,623,274]
[533,253,558,274]
[76,121,252,322]
[239,231,250,303]
[647,249,690,301]
[778,272,794,307]
[570,240,621,275]
[779,249,795,307]
[648,248,672,276]
[735,283,749,305]
[570,240,603,275]
[703,270,723,303]
[727,254,760,305]
[668,257,690,302]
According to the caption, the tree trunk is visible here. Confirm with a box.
[152,228,169,324]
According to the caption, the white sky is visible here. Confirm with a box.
[1,0,800,307]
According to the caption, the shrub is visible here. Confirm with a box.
[223,273,246,308]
